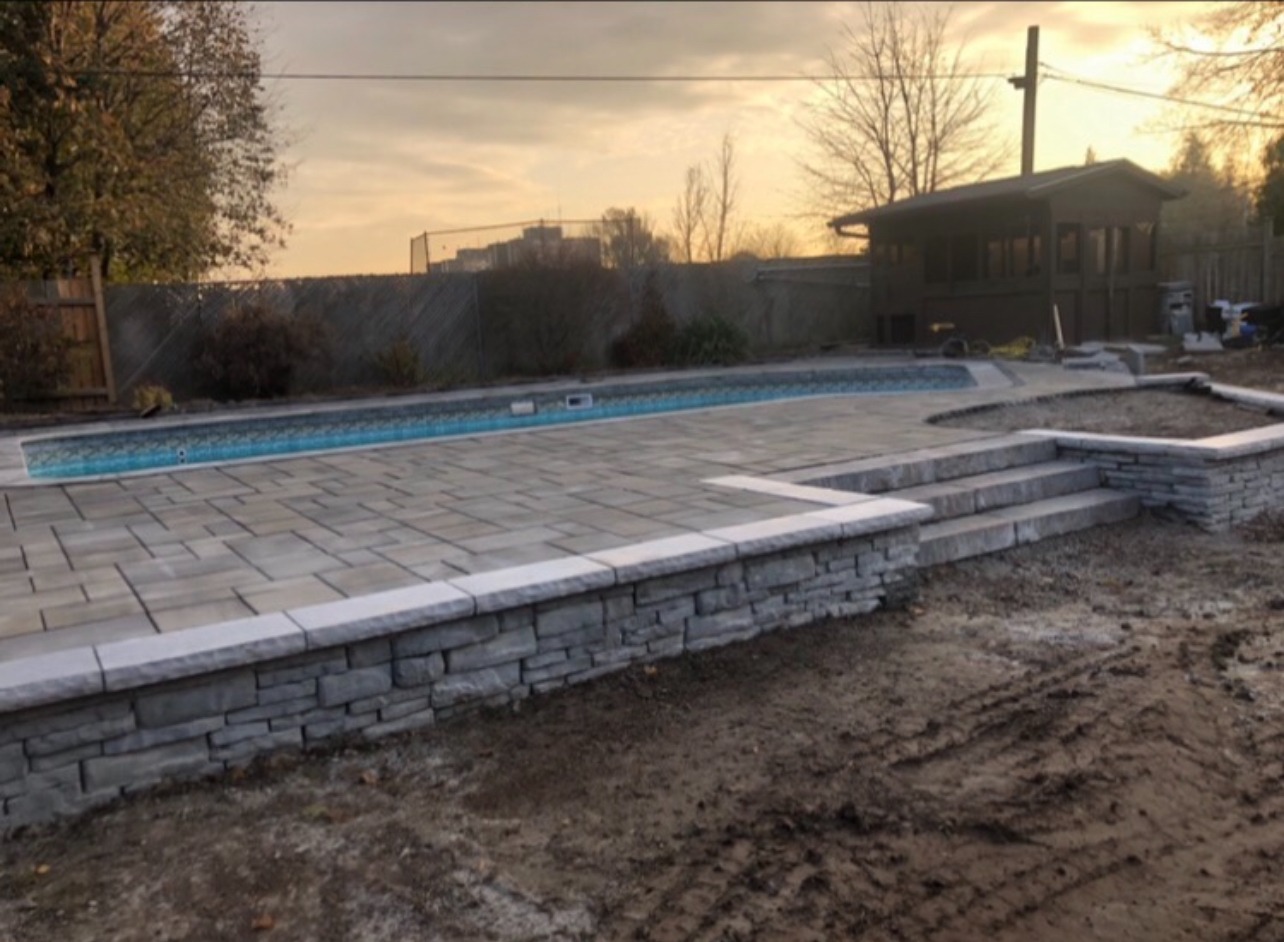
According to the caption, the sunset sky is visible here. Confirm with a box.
[253,1,1216,279]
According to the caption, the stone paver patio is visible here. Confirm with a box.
[0,359,1130,662]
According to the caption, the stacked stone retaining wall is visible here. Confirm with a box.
[0,511,923,830]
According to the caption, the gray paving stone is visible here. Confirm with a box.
[102,716,225,756]
[149,598,258,632]
[26,712,136,757]
[535,598,604,638]
[392,615,499,657]
[135,672,257,728]
[212,727,302,763]
[0,742,26,783]
[393,653,445,688]
[348,638,392,668]
[745,554,817,590]
[448,627,537,673]
[431,662,520,708]
[82,738,210,793]
[318,666,392,707]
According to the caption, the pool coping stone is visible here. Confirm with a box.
[0,495,935,715]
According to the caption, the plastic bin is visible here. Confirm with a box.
[1157,281,1194,335]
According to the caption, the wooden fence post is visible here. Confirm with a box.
[1263,220,1273,304]
[88,255,117,404]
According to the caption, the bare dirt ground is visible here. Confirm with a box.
[934,386,1281,439]
[1,354,1283,942]
[932,345,1284,440]
[1,511,1282,942]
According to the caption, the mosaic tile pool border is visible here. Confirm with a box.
[11,362,995,483]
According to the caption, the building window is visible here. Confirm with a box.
[1087,227,1107,275]
[925,236,948,284]
[1026,232,1043,276]
[1132,222,1155,271]
[1010,231,1030,278]
[1057,224,1080,275]
[900,240,920,267]
[1111,226,1130,274]
[951,233,979,282]
[984,234,1006,280]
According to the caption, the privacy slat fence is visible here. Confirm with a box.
[12,260,117,408]
[103,259,871,402]
[1159,222,1284,319]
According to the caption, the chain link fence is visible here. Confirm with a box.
[105,258,870,402]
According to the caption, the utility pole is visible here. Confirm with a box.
[1008,25,1039,176]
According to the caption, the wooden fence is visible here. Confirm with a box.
[1158,222,1284,319]
[15,261,117,407]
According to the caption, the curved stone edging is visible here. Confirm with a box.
[0,498,931,830]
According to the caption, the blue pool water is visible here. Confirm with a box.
[23,366,974,479]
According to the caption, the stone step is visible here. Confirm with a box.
[798,434,1058,495]
[893,461,1104,522]
[918,489,1140,566]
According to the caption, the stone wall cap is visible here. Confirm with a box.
[587,533,735,582]
[449,556,616,614]
[289,581,474,649]
[97,613,304,691]
[0,647,103,713]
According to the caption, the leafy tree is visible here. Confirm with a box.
[0,285,72,405]
[0,1,286,281]
[798,1,1006,217]
[1162,130,1254,240]
[595,208,670,269]
[1256,133,1284,234]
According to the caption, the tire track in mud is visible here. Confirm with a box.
[606,628,1284,942]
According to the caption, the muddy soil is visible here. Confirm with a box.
[941,344,1284,441]
[1,514,1282,941]
[934,386,1283,439]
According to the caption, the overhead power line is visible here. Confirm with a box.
[70,68,1015,83]
[1040,62,1282,122]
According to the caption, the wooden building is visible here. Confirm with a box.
[829,160,1185,347]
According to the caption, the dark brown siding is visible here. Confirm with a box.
[866,174,1169,346]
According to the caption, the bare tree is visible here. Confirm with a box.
[735,222,802,259]
[797,2,1005,216]
[671,165,709,264]
[1155,3,1284,176]
[704,132,739,262]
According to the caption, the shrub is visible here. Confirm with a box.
[0,286,72,406]
[672,314,750,366]
[480,261,625,376]
[610,271,678,369]
[131,382,174,414]
[371,335,427,388]
[195,301,330,400]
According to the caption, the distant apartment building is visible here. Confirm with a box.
[434,225,601,273]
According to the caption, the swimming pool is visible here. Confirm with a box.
[21,365,975,479]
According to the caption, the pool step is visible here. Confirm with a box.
[893,460,1104,522]
[803,436,1142,565]
[795,434,1058,494]
[774,432,1140,565]
[918,489,1140,566]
